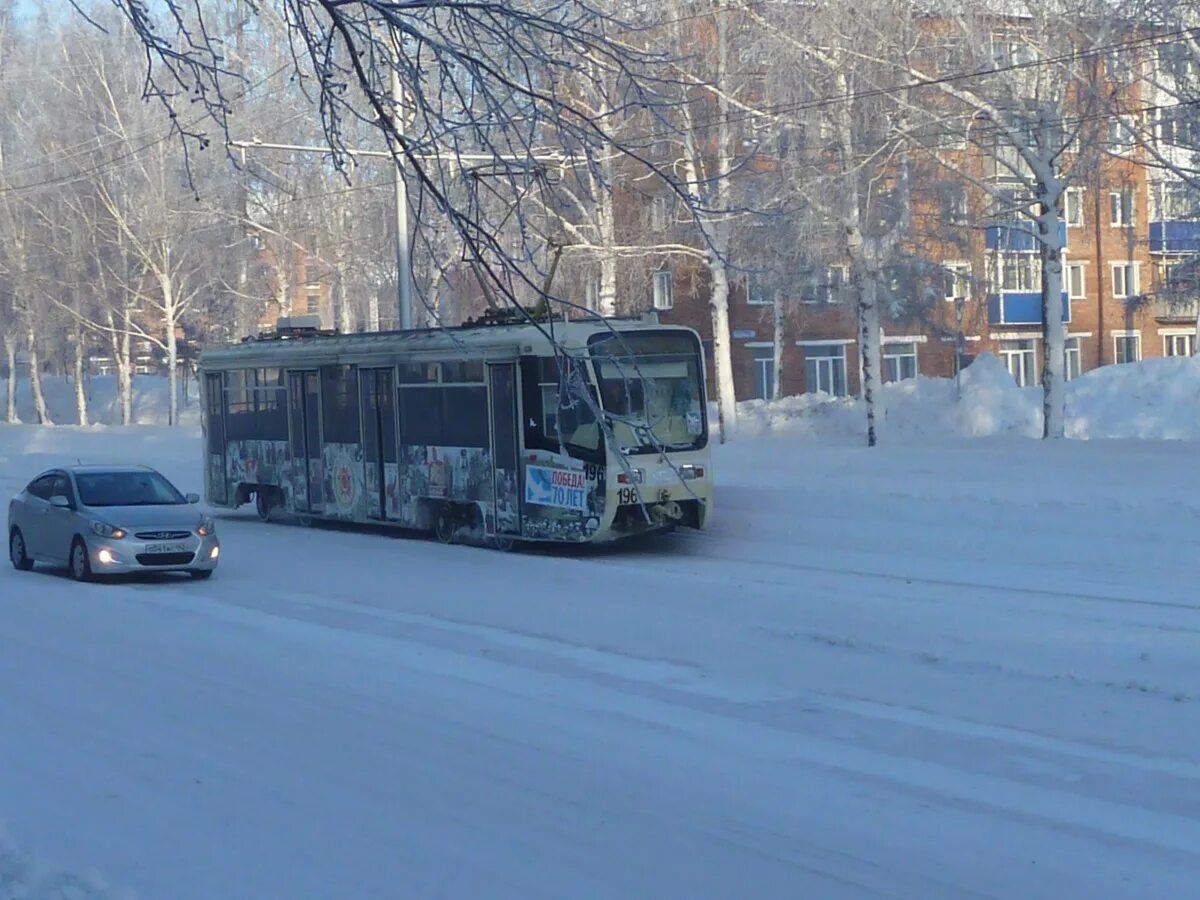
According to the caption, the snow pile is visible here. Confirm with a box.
[0,829,131,900]
[1066,355,1200,440]
[737,352,1200,442]
[0,375,200,427]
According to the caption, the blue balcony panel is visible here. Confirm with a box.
[987,292,1071,326]
[1149,221,1200,253]
[985,220,1069,251]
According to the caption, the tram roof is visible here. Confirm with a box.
[199,315,693,369]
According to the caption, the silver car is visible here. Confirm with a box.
[7,465,220,581]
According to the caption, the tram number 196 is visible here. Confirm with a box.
[617,486,639,505]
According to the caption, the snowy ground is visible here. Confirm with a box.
[3,367,1200,898]
[0,374,200,427]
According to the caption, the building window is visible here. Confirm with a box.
[991,33,1035,68]
[1159,42,1198,81]
[1155,107,1198,149]
[305,285,321,316]
[1110,189,1135,226]
[1065,337,1082,380]
[1066,263,1086,299]
[942,184,969,224]
[801,344,848,397]
[883,342,918,382]
[652,270,673,310]
[1065,188,1084,227]
[999,338,1038,387]
[1108,116,1137,152]
[987,251,1040,292]
[1111,262,1139,298]
[827,265,849,302]
[989,141,1025,181]
[1114,332,1141,364]
[1165,333,1195,356]
[752,346,775,400]
[743,273,771,306]
[943,261,971,301]
[1152,182,1200,221]
[1105,49,1132,82]
[649,196,669,231]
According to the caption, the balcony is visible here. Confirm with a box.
[1154,295,1199,321]
[1149,221,1200,253]
[985,220,1068,252]
[988,292,1071,326]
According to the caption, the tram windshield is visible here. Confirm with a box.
[587,331,707,454]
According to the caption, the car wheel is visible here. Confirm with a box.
[189,569,214,580]
[9,528,33,571]
[69,537,93,582]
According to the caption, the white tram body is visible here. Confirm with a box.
[198,316,712,545]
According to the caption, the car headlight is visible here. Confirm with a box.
[91,521,127,539]
[197,516,216,537]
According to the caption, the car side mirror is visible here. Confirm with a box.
[49,495,72,509]
[186,493,200,504]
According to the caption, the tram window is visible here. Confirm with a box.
[321,365,361,444]
[398,388,442,446]
[398,362,441,384]
[520,356,601,458]
[441,360,485,383]
[441,386,489,447]
[223,368,287,440]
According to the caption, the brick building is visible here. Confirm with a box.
[613,26,1200,404]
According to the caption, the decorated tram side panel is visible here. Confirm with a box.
[203,353,613,543]
[378,354,609,542]
[207,360,504,533]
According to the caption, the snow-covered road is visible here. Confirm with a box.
[3,423,1199,898]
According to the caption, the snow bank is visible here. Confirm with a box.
[0,375,200,427]
[0,829,131,900]
[737,352,1200,442]
[1066,355,1200,440]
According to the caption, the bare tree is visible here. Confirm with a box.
[81,1,708,339]
[898,2,1117,438]
[746,1,921,446]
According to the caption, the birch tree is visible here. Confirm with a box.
[748,2,919,446]
[80,0,709,349]
[900,3,1116,438]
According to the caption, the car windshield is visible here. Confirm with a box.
[587,330,707,454]
[76,471,187,507]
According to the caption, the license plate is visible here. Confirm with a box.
[146,542,186,554]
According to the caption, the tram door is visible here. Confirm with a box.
[487,363,521,537]
[359,368,397,520]
[203,373,227,504]
[287,370,323,512]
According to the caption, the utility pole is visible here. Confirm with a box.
[390,28,413,331]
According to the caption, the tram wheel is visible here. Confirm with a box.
[491,534,516,552]
[434,504,456,544]
[255,488,275,522]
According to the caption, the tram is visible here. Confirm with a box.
[197,313,712,546]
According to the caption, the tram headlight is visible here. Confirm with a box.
[616,469,644,485]
[678,465,705,480]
